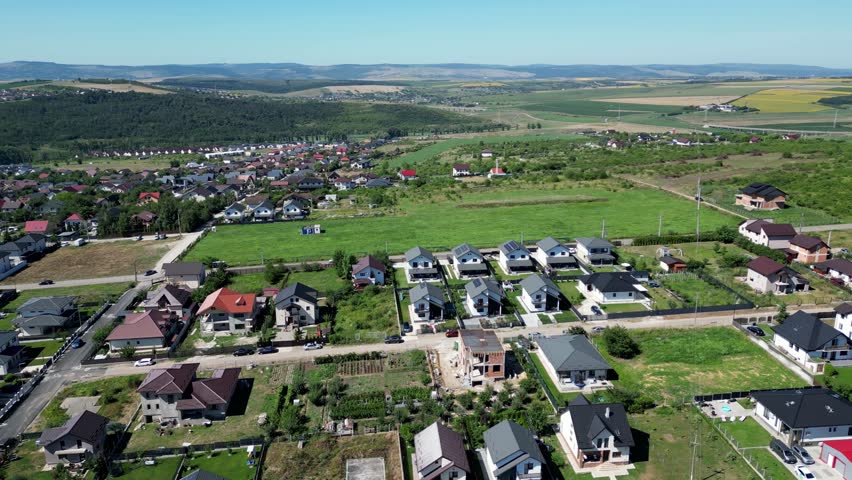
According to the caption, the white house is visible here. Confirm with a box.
[497,240,533,275]
[533,237,578,271]
[836,303,852,340]
[405,246,440,282]
[814,258,852,287]
[223,202,246,223]
[251,199,276,222]
[482,421,543,480]
[575,238,615,266]
[752,388,852,445]
[409,282,445,322]
[0,330,23,375]
[413,422,471,480]
[452,243,488,278]
[746,256,810,295]
[351,256,387,286]
[196,288,258,334]
[452,163,471,177]
[771,311,851,372]
[464,278,504,317]
[559,395,634,468]
[738,219,797,249]
[105,311,174,353]
[577,272,645,304]
[518,274,561,313]
[274,283,319,327]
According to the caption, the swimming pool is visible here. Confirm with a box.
[720,405,732,413]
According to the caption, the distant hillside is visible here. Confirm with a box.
[155,78,409,94]
[1,61,851,81]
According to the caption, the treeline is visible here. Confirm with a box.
[155,78,409,94]
[0,91,501,158]
[817,95,852,106]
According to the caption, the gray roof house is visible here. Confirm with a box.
[482,420,544,480]
[498,240,534,274]
[771,311,851,369]
[405,246,440,281]
[409,282,445,322]
[560,395,635,467]
[464,278,504,317]
[577,272,645,304]
[534,237,578,270]
[180,470,229,480]
[39,410,109,465]
[414,422,471,480]
[0,330,24,375]
[274,283,319,327]
[452,243,488,277]
[14,296,78,336]
[519,274,562,313]
[752,388,852,445]
[163,262,207,289]
[575,237,615,266]
[536,334,611,386]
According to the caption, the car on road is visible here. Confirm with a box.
[135,235,143,241]
[770,439,797,464]
[232,348,254,356]
[71,338,83,349]
[445,329,459,338]
[134,358,154,367]
[648,281,661,288]
[591,326,607,333]
[791,445,815,465]
[746,325,765,337]
[303,342,323,351]
[38,279,54,285]
[384,335,404,344]
[144,270,157,276]
[795,466,815,479]
[257,346,278,355]
[402,322,412,333]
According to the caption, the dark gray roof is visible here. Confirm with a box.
[14,314,70,328]
[751,388,852,428]
[16,296,76,314]
[410,282,444,304]
[275,282,318,305]
[566,396,635,449]
[0,330,18,345]
[771,311,848,351]
[365,177,392,188]
[414,422,471,476]
[484,420,544,466]
[464,278,502,299]
[536,236,563,252]
[457,263,488,273]
[505,259,533,268]
[660,256,685,266]
[179,469,229,480]
[163,262,205,276]
[836,303,852,316]
[499,240,529,256]
[537,335,611,373]
[587,253,616,261]
[579,272,639,293]
[39,410,108,446]
[519,274,560,296]
[405,246,435,263]
[576,237,613,249]
[815,258,852,277]
[740,182,786,200]
[453,243,482,259]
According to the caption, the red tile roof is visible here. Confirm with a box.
[24,220,49,233]
[400,170,416,177]
[138,363,198,395]
[66,213,84,222]
[197,288,256,315]
[105,311,165,341]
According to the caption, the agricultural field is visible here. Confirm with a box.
[0,240,175,284]
[732,88,851,113]
[334,351,431,394]
[594,327,804,402]
[385,133,574,167]
[42,153,194,172]
[185,183,736,265]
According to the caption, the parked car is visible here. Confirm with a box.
[134,358,154,367]
[770,439,797,464]
[746,325,766,337]
[591,326,607,333]
[384,335,404,344]
[71,338,83,349]
[445,329,459,338]
[232,348,254,356]
[38,279,54,285]
[648,281,661,288]
[590,305,603,315]
[795,466,815,479]
[303,342,323,351]
[402,322,412,333]
[791,445,815,465]
[257,346,278,355]
[144,270,157,276]
[568,247,577,254]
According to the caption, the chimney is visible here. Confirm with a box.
[605,407,611,418]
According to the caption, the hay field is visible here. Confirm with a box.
[53,81,173,94]
[592,95,741,106]
[733,88,851,113]
[323,85,405,94]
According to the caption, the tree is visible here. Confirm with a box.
[602,326,640,359]
[92,325,113,346]
[293,327,304,343]
[525,407,550,435]
[279,406,304,435]
[715,225,737,244]
[566,326,587,336]
[264,261,288,285]
[119,345,136,359]
[776,303,789,323]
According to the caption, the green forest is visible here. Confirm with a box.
[0,91,500,161]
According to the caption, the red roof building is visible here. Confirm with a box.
[399,170,417,180]
[197,288,258,333]
[25,220,50,234]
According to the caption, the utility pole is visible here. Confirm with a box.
[695,177,701,255]
[601,219,606,239]
[834,110,839,129]
[827,230,832,247]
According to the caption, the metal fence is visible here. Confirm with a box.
[111,437,265,461]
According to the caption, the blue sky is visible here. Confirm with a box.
[2,0,850,67]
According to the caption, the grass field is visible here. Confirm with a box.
[43,154,195,172]
[0,240,174,284]
[0,440,53,480]
[748,448,796,480]
[179,451,258,480]
[112,457,182,479]
[227,268,347,294]
[262,432,402,480]
[594,327,804,402]
[330,287,398,344]
[386,133,575,167]
[186,184,736,265]
[33,375,143,430]
[715,417,772,448]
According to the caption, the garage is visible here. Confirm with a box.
[820,439,852,480]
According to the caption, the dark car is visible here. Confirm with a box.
[233,347,254,356]
[770,439,797,464]
[591,305,603,315]
[747,325,765,337]
[71,338,83,349]
[791,445,815,465]
[257,346,278,354]
[38,279,54,285]
[648,281,661,288]
[402,322,412,333]
[384,335,404,344]
[144,269,157,276]
[445,329,459,338]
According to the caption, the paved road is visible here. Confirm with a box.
[0,288,139,443]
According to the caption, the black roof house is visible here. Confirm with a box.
[566,395,635,450]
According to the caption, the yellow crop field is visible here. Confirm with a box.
[460,82,507,87]
[733,88,851,113]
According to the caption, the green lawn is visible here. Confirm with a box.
[0,440,52,480]
[659,275,742,307]
[21,339,65,359]
[595,327,804,402]
[715,417,773,448]
[557,282,585,305]
[747,448,796,480]
[185,184,735,264]
[112,457,182,479]
[386,133,575,167]
[553,311,579,323]
[2,283,128,313]
[330,287,398,344]
[529,350,579,407]
[599,302,648,313]
[34,375,143,430]
[228,268,347,295]
[179,451,258,480]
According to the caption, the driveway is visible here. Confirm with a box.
[779,446,842,479]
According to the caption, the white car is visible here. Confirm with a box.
[795,466,815,479]
[134,358,154,367]
[303,342,323,351]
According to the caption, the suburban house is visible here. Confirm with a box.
[814,258,852,287]
[142,284,195,319]
[0,330,24,375]
[414,421,471,480]
[138,192,161,205]
[24,220,51,234]
[771,311,851,371]
[752,388,852,445]
[819,440,852,480]
[559,396,634,468]
[105,310,178,353]
[458,329,505,385]
[196,288,259,334]
[482,420,544,480]
[746,256,810,295]
[274,283,319,327]
[351,255,387,286]
[736,182,787,210]
[519,274,562,313]
[452,243,489,278]
[280,198,309,220]
[577,272,645,304]
[409,282,445,322]
[14,296,78,336]
[536,334,611,387]
[64,213,86,231]
[138,363,242,424]
[38,410,109,466]
[659,256,687,273]
[399,169,417,181]
[465,278,504,317]
[132,211,158,229]
[785,234,830,264]
[575,238,616,266]
[481,150,493,158]
[836,303,852,340]
[163,262,207,289]
[223,202,247,222]
[533,237,578,271]
[405,246,440,282]
[738,219,797,249]
[452,163,471,177]
[251,199,276,222]
[497,240,534,275]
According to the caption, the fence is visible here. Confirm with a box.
[111,437,265,461]
[513,342,560,413]
[700,405,777,480]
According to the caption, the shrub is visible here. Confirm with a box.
[602,326,640,359]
